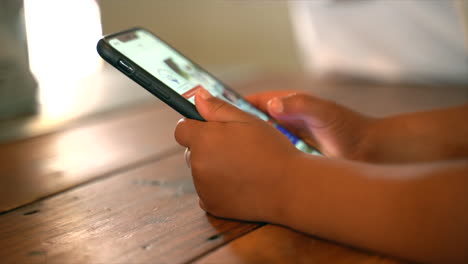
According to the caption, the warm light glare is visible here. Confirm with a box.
[24,0,102,119]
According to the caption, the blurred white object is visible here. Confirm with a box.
[0,0,37,119]
[289,0,468,84]
[24,0,102,119]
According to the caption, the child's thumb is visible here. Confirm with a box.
[195,88,254,122]
[267,94,341,128]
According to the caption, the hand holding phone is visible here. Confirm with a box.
[97,27,320,155]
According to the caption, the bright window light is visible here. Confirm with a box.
[24,0,102,119]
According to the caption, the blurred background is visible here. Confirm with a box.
[101,1,301,72]
[0,0,301,142]
[1,0,467,143]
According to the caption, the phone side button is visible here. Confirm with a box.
[134,72,151,87]
[134,72,170,100]
[117,59,134,75]
[150,85,171,100]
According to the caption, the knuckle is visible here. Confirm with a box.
[290,93,313,109]
[174,119,196,145]
[209,99,229,115]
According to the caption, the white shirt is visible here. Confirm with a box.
[289,0,468,84]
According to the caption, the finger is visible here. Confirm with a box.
[267,94,342,128]
[198,198,206,211]
[174,118,205,147]
[245,90,301,112]
[195,88,255,122]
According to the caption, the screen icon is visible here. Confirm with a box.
[157,68,186,87]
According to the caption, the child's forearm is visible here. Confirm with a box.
[361,104,468,163]
[277,154,468,263]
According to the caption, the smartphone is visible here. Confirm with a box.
[97,27,320,155]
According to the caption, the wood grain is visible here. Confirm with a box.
[0,103,184,212]
[0,80,260,212]
[2,76,465,213]
[1,76,465,264]
[0,152,258,264]
[195,225,406,264]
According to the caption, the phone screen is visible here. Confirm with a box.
[107,29,320,155]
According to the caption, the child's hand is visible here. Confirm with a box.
[246,91,374,160]
[174,89,300,222]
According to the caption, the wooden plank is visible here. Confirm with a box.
[0,80,260,212]
[0,152,258,264]
[3,76,464,213]
[1,77,462,263]
[194,225,405,264]
[0,103,184,212]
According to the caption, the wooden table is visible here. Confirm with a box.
[1,75,467,264]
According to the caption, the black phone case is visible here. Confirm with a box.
[97,27,322,156]
[96,27,205,121]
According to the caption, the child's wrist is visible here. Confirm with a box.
[266,151,305,225]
